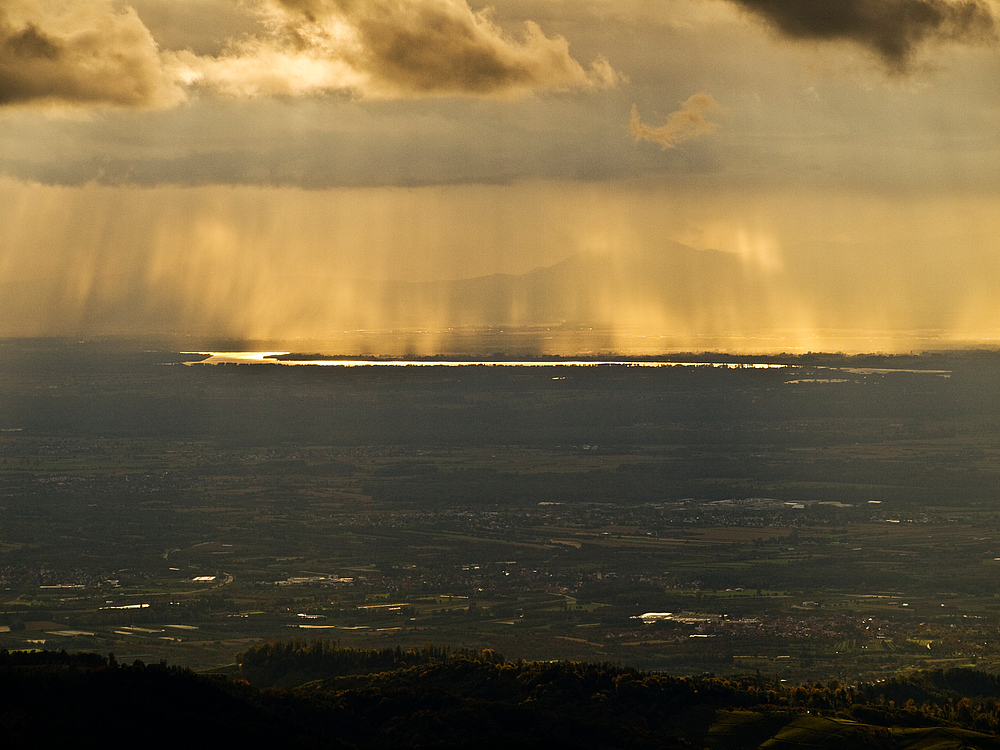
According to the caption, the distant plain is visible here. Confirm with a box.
[2,337,1000,682]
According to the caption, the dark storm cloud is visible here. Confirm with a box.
[0,3,183,108]
[179,0,619,98]
[727,0,997,69]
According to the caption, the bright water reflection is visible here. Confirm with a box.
[184,352,790,368]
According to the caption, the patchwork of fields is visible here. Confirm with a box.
[3,339,1000,682]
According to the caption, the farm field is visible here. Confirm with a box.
[3,338,1000,682]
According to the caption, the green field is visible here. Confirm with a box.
[4,340,1000,681]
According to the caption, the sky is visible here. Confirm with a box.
[1,0,999,354]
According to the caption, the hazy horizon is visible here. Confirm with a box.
[2,1,999,353]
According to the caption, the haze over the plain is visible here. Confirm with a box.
[2,0,999,353]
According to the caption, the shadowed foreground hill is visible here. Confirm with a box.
[0,650,330,748]
[5,645,1000,748]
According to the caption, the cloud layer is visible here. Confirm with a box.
[630,93,721,150]
[0,0,617,109]
[4,0,993,112]
[178,0,619,98]
[0,0,183,108]
[728,0,997,70]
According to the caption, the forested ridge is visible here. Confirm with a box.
[5,644,1000,747]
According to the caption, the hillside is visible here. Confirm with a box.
[6,645,1000,748]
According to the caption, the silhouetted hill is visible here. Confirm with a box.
[5,645,1000,748]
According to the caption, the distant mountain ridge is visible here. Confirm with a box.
[3,236,978,346]
[347,241,777,332]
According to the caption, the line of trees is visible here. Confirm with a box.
[7,645,1000,746]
